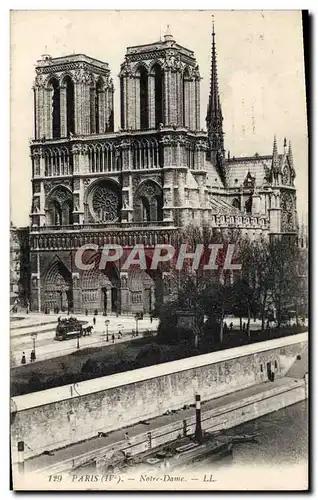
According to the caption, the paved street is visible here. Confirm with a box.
[11,313,159,367]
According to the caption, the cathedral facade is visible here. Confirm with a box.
[28,25,298,315]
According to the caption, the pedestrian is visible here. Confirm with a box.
[230,322,233,330]
[150,316,153,324]
[21,352,26,365]
[112,333,115,344]
[30,350,36,363]
[124,431,131,445]
[243,322,246,331]
[131,330,135,338]
[93,317,96,326]
[57,316,61,324]
[118,330,122,339]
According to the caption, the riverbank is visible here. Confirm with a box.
[19,374,306,478]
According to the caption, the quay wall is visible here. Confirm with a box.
[11,333,307,459]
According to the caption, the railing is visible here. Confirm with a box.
[30,220,177,232]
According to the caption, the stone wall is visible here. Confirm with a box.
[11,333,307,458]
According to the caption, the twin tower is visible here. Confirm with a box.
[33,27,202,140]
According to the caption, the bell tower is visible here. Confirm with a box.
[119,25,201,131]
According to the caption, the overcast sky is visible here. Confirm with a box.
[10,10,308,226]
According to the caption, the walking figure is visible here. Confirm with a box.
[118,330,122,340]
[243,322,246,331]
[30,350,36,363]
[93,317,96,326]
[230,322,233,331]
[131,330,135,338]
[21,352,26,365]
[112,333,115,344]
[150,316,153,324]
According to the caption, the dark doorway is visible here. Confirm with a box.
[111,287,118,313]
[267,362,272,381]
[102,287,107,315]
[66,290,73,312]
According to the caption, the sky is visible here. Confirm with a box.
[10,10,308,227]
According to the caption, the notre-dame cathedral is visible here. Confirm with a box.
[27,24,298,315]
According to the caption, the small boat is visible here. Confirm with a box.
[227,433,259,443]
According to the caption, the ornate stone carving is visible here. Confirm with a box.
[281,191,296,232]
[119,61,134,78]
[92,184,120,222]
[34,73,45,88]
[44,179,72,194]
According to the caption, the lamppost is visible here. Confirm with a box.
[135,314,139,336]
[77,333,80,349]
[105,320,110,342]
[31,332,37,360]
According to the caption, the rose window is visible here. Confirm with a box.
[92,185,120,222]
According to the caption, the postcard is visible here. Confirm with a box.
[10,9,308,491]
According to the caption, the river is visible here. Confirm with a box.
[190,401,308,490]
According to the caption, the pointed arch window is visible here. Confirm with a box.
[64,76,75,135]
[153,64,163,127]
[139,67,148,130]
[49,78,61,138]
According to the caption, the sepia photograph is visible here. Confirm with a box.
[9,9,308,491]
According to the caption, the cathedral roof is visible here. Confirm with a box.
[225,154,280,188]
[205,160,223,187]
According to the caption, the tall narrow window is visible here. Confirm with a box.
[139,67,148,130]
[51,78,60,138]
[120,78,125,130]
[95,79,103,133]
[182,68,190,127]
[153,64,163,127]
[64,76,75,135]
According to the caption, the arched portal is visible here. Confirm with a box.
[81,258,120,314]
[127,265,163,314]
[44,258,72,312]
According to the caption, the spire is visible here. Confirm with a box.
[288,140,294,168]
[206,16,225,171]
[207,16,222,125]
[272,134,278,166]
[271,135,280,184]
